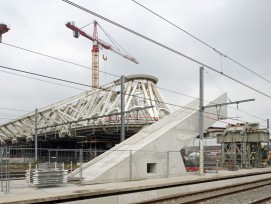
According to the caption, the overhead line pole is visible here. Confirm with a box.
[204,99,255,108]
[199,66,255,176]
[267,119,270,165]
[35,108,38,162]
[120,75,125,142]
[199,67,204,175]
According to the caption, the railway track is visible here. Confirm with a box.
[2,170,271,203]
[137,178,271,204]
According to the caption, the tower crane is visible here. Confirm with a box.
[66,21,138,89]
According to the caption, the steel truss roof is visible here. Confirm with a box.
[0,75,171,144]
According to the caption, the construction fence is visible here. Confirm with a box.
[2,146,269,192]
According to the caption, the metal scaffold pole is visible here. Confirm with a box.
[268,119,270,162]
[199,66,204,175]
[120,75,125,142]
[35,108,38,162]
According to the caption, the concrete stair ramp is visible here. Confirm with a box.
[68,93,227,184]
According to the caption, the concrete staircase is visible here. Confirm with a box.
[68,94,227,184]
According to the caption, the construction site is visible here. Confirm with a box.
[1,1,271,203]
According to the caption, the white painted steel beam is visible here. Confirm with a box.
[0,75,171,143]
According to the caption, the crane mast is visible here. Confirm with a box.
[92,21,99,89]
[66,21,138,90]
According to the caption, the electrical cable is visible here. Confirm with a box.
[0,55,266,127]
[0,64,227,119]
[2,42,262,122]
[0,69,88,91]
[157,75,265,123]
[0,25,264,123]
[156,86,198,100]
[0,65,91,89]
[1,42,120,78]
[0,29,267,122]
[0,43,267,123]
[2,39,201,102]
[61,0,271,99]
[2,61,262,123]
[132,0,271,85]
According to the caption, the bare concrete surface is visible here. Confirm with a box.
[1,168,271,204]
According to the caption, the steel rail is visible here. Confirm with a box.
[251,195,271,204]
[139,178,271,204]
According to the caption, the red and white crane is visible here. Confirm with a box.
[66,21,138,89]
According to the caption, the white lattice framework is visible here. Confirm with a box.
[0,75,171,145]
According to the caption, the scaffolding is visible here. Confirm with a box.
[217,123,269,170]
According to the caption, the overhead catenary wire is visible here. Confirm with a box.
[0,36,267,121]
[156,85,265,122]
[0,45,263,123]
[0,44,265,124]
[0,65,266,129]
[1,63,262,124]
[1,41,216,103]
[0,49,266,124]
[132,0,271,85]
[0,11,268,124]
[0,64,228,119]
[61,0,271,100]
[0,41,243,118]
[2,41,203,102]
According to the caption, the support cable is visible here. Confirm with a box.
[204,69,232,102]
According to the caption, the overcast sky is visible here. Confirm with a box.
[0,0,270,128]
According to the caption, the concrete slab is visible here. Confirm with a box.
[1,168,271,204]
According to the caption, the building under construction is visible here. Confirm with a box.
[217,122,269,169]
[0,74,171,152]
